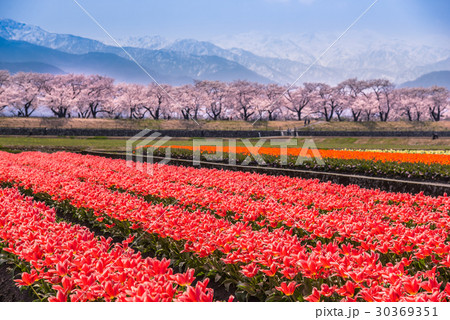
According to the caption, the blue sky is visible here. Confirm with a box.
[0,0,449,42]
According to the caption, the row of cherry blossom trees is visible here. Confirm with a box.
[0,70,448,121]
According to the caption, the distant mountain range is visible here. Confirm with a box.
[210,32,450,82]
[401,71,450,90]
[0,61,64,74]
[0,19,269,84]
[0,36,169,83]
[0,18,449,86]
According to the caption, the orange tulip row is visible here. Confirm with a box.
[139,144,450,165]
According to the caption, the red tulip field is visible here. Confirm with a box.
[0,151,449,302]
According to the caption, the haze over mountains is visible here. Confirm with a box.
[0,18,449,87]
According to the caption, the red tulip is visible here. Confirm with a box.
[337,281,356,297]
[240,263,260,278]
[403,278,420,295]
[15,271,39,286]
[48,290,67,302]
[276,281,299,296]
[305,287,321,302]
[320,284,336,297]
[172,269,195,286]
[261,264,278,277]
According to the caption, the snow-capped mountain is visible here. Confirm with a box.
[0,36,170,83]
[0,19,270,84]
[0,19,110,54]
[212,32,317,63]
[119,35,170,50]
[211,31,450,83]
[158,38,341,84]
[212,31,450,67]
[1,18,449,85]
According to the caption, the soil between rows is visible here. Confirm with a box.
[0,263,34,302]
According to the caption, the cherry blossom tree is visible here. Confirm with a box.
[231,80,262,121]
[358,93,377,122]
[333,85,349,121]
[259,84,286,121]
[41,74,87,118]
[174,84,205,120]
[359,82,379,121]
[195,80,229,120]
[309,83,343,122]
[366,79,395,122]
[75,75,114,118]
[101,85,125,119]
[0,70,10,112]
[114,83,147,119]
[141,83,173,120]
[252,90,269,121]
[0,70,9,87]
[4,72,52,117]
[339,78,370,122]
[427,86,448,122]
[0,69,447,123]
[285,84,315,121]
[397,88,429,121]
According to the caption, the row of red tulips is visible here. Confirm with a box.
[39,152,450,227]
[0,187,217,302]
[8,152,450,260]
[0,151,449,301]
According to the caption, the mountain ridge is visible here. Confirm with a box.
[401,71,450,90]
[1,18,449,85]
[0,19,271,84]
[0,61,64,74]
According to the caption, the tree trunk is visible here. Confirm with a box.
[429,107,441,121]
[267,110,277,121]
[416,112,421,122]
[242,107,254,121]
[351,110,361,122]
[77,110,90,118]
[51,106,68,118]
[149,107,161,120]
[89,102,100,119]
[379,111,389,122]
[181,109,190,120]
[406,109,412,121]
[323,107,333,122]
[18,101,35,117]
